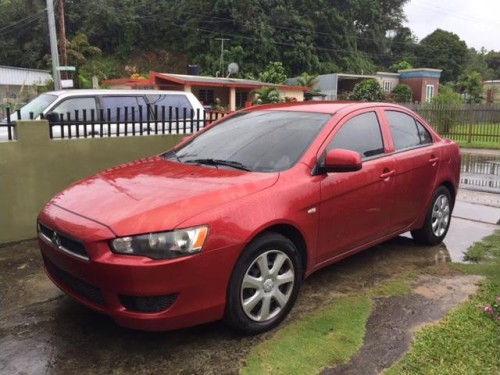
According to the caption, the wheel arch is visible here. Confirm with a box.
[255,224,308,276]
[439,180,456,209]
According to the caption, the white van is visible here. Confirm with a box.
[1,89,205,140]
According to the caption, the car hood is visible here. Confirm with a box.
[49,156,279,236]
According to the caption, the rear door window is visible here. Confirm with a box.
[146,94,193,119]
[386,111,433,151]
[101,96,149,121]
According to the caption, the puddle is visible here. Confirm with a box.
[460,153,500,193]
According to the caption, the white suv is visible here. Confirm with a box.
[1,89,205,140]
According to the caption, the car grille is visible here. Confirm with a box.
[44,257,106,307]
[38,222,89,260]
[119,294,178,313]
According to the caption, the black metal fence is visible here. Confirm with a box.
[0,106,229,141]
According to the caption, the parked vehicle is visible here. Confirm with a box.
[37,101,461,333]
[0,89,204,141]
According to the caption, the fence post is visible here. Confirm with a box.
[467,106,474,144]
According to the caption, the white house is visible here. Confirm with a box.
[0,65,52,106]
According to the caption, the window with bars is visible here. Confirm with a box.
[198,89,215,105]
[235,92,249,108]
[383,81,392,93]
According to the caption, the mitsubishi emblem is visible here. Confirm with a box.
[51,232,61,247]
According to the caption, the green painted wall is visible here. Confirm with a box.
[0,121,183,244]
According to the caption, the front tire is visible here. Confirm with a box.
[225,232,302,334]
[411,186,452,245]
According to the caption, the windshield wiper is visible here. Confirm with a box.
[183,158,250,171]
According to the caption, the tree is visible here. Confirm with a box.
[456,71,483,103]
[418,29,468,83]
[65,33,102,88]
[485,51,500,79]
[389,60,413,72]
[250,87,281,104]
[350,79,385,101]
[0,0,49,68]
[259,62,287,84]
[390,84,412,102]
[389,26,418,65]
[297,72,318,89]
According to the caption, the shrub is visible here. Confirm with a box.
[350,79,385,102]
[391,84,413,103]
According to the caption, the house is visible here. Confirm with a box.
[103,72,308,111]
[0,65,52,106]
[288,68,442,103]
[398,69,442,103]
[484,80,500,103]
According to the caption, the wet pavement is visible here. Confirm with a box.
[1,155,499,374]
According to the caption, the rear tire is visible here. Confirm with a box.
[411,186,452,245]
[224,232,302,334]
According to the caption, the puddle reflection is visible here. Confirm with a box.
[460,153,500,193]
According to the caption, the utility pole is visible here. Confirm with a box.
[215,38,230,77]
[46,0,61,90]
[57,0,67,80]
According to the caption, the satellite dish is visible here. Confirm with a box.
[227,62,239,77]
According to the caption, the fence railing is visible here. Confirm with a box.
[0,106,229,141]
[460,153,500,193]
[404,103,500,144]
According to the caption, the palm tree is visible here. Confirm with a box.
[297,72,318,89]
[250,87,281,105]
[66,33,103,88]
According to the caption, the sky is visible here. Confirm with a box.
[403,0,500,51]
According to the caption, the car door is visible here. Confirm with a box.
[316,110,397,264]
[383,110,439,229]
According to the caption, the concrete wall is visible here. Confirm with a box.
[0,121,183,244]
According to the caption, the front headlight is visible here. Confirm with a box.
[110,226,208,260]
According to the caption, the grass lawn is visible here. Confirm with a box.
[455,140,500,150]
[442,123,500,149]
[386,230,500,375]
[240,231,500,375]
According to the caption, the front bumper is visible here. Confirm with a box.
[38,204,239,331]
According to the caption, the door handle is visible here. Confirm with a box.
[380,169,396,179]
[429,155,439,165]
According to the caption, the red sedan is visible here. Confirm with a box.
[38,102,460,334]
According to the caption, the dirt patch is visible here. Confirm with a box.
[321,275,484,375]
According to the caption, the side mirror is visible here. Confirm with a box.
[321,149,362,173]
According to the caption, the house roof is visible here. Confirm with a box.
[150,72,308,91]
[102,77,154,87]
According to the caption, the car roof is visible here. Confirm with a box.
[44,89,194,98]
[246,101,408,115]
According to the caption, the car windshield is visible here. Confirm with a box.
[7,94,58,121]
[165,110,331,172]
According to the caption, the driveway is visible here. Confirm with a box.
[1,188,498,375]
